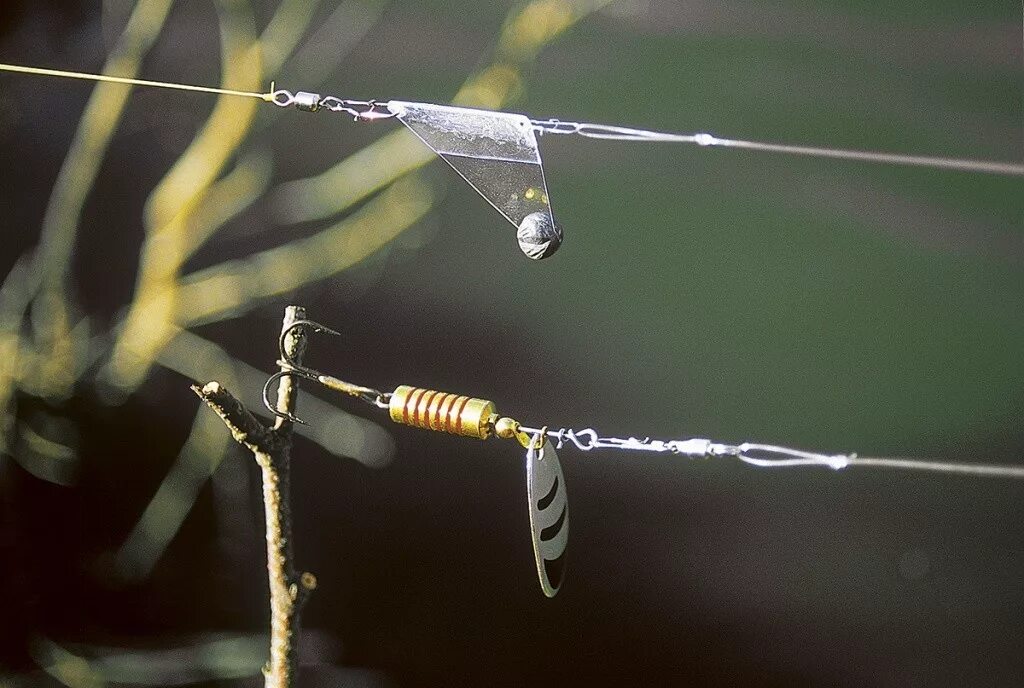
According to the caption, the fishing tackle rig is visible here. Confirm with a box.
[263,321,1024,598]
[3,63,1022,262]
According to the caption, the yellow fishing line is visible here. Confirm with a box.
[0,63,273,101]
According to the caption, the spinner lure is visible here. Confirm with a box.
[263,321,1024,598]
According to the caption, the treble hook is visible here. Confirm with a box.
[262,320,340,424]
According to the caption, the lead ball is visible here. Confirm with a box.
[517,211,563,260]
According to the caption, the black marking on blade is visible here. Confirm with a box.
[539,505,567,542]
[543,552,566,590]
[537,475,559,510]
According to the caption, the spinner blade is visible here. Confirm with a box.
[526,436,568,597]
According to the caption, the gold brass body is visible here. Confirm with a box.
[389,385,497,440]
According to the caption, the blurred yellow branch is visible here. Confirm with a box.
[0,257,34,449]
[180,149,274,261]
[0,0,175,407]
[258,0,325,76]
[4,0,613,408]
[283,0,389,90]
[102,0,612,393]
[32,0,175,295]
[29,633,273,685]
[270,127,433,225]
[177,173,434,326]
[250,0,391,138]
[30,636,105,688]
[102,0,347,394]
[104,0,263,393]
[115,401,234,580]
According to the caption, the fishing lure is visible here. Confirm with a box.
[262,321,1024,597]
[2,63,1022,261]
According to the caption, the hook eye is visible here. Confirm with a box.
[263,368,319,424]
[278,319,340,367]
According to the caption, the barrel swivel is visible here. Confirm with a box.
[268,86,396,119]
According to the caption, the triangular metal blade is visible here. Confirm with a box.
[526,436,568,597]
[388,100,562,259]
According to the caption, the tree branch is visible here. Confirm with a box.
[193,305,316,688]
[191,381,274,453]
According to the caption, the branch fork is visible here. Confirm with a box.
[192,305,317,688]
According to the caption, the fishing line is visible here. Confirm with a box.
[728,443,1024,479]
[3,63,1020,178]
[0,63,274,101]
[533,121,1024,177]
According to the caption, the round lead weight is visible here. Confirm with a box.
[517,211,563,260]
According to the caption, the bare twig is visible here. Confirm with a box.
[192,306,317,688]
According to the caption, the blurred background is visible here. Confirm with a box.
[0,0,1022,685]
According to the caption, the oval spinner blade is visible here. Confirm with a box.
[526,437,568,597]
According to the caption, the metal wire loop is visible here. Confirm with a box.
[519,426,722,457]
[562,428,598,450]
[320,97,397,120]
[270,89,297,107]
[531,118,581,136]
